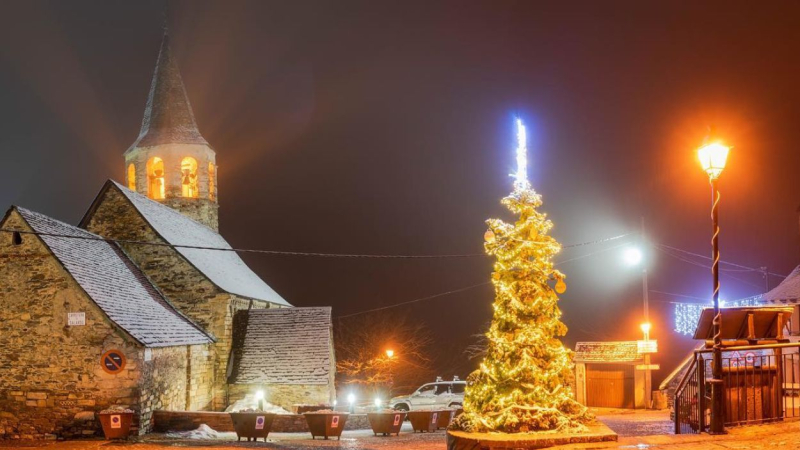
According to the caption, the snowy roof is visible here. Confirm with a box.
[229,307,333,385]
[574,341,642,363]
[127,32,209,152]
[109,181,290,306]
[13,207,212,348]
[757,265,800,304]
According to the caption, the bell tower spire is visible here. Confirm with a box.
[124,30,219,231]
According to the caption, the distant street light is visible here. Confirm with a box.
[255,389,265,411]
[698,137,730,434]
[624,247,643,266]
[347,393,356,414]
[385,349,395,359]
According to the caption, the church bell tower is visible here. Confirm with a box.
[124,32,219,231]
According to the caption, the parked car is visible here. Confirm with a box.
[390,377,465,411]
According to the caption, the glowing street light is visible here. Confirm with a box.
[255,389,265,411]
[623,247,643,266]
[385,349,395,359]
[374,397,382,408]
[698,142,730,180]
[697,136,730,434]
[347,393,356,413]
[640,322,651,338]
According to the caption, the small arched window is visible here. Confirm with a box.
[208,162,216,201]
[12,231,22,246]
[146,157,165,200]
[181,157,199,198]
[127,164,136,191]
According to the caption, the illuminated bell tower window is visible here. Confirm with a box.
[146,157,165,200]
[209,162,216,201]
[127,164,136,191]
[181,157,199,198]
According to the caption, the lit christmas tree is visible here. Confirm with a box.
[455,119,591,433]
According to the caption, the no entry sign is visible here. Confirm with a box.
[101,349,126,374]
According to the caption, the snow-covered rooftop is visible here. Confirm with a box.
[14,207,212,348]
[110,181,290,306]
[574,341,642,363]
[229,307,333,385]
[758,265,800,304]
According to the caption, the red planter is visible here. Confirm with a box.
[229,412,276,441]
[304,412,349,440]
[367,412,407,436]
[98,412,133,439]
[407,410,440,433]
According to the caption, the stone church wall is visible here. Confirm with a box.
[227,384,333,412]
[137,344,214,433]
[82,187,271,411]
[0,211,142,439]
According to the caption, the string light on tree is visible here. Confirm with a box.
[454,118,591,433]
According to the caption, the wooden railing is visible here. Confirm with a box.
[674,342,800,434]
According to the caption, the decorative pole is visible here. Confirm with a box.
[697,139,730,434]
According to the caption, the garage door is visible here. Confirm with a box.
[586,364,634,408]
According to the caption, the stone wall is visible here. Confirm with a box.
[152,410,371,433]
[0,210,143,439]
[228,384,333,413]
[137,344,214,433]
[83,186,272,411]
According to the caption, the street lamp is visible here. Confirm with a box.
[698,138,730,434]
[385,349,395,359]
[347,393,356,414]
[255,389,265,411]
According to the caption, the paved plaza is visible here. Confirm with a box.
[1,411,799,449]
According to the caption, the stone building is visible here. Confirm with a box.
[0,33,335,439]
[573,341,649,409]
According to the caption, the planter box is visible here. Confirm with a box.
[98,412,133,440]
[437,409,456,429]
[304,412,349,440]
[367,412,407,436]
[407,410,440,433]
[229,413,276,441]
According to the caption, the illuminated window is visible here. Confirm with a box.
[146,157,165,200]
[209,162,216,201]
[127,164,136,191]
[181,157,198,198]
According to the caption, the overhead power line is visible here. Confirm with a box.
[0,228,632,260]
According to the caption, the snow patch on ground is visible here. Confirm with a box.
[165,424,222,440]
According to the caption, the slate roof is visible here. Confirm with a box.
[574,341,643,363]
[14,207,212,348]
[229,307,333,385]
[127,32,209,152]
[110,181,290,306]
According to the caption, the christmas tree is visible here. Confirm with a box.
[455,119,591,433]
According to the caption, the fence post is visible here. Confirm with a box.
[698,354,706,432]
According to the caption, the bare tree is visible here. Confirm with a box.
[335,311,434,398]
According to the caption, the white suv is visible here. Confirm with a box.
[390,377,465,411]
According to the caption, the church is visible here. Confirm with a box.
[0,33,335,439]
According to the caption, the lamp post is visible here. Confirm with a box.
[698,139,730,434]
[624,222,652,409]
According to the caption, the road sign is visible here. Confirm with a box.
[68,312,85,326]
[101,349,126,375]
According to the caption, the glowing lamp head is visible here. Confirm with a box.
[640,322,652,335]
[698,142,730,180]
[623,247,643,266]
[374,398,382,407]
[255,390,265,401]
[347,393,356,405]
[385,349,395,358]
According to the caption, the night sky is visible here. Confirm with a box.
[3,0,800,386]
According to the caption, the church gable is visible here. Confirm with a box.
[6,207,212,348]
[82,181,290,307]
